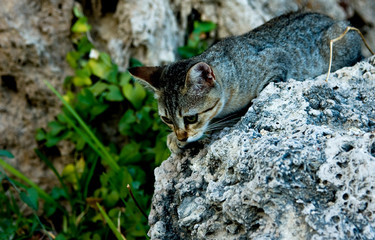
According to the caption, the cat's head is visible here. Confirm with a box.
[129,60,223,143]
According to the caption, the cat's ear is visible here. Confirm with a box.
[186,62,216,93]
[128,66,164,92]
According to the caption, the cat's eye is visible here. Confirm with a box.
[184,114,198,124]
[161,116,173,124]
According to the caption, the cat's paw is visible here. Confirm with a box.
[167,133,187,154]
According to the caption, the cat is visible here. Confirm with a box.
[129,11,362,154]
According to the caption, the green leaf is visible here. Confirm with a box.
[119,72,131,86]
[119,141,141,164]
[77,36,94,54]
[99,53,112,67]
[0,150,14,158]
[118,109,136,135]
[0,158,55,203]
[73,6,84,18]
[137,107,153,133]
[44,201,58,217]
[122,82,147,109]
[73,76,92,87]
[187,33,201,47]
[107,168,132,198]
[55,234,67,240]
[20,188,39,211]
[57,113,69,124]
[36,148,71,204]
[129,58,143,67]
[105,85,124,102]
[71,17,91,33]
[90,82,109,96]
[69,132,86,150]
[104,190,120,208]
[193,21,217,33]
[178,46,199,59]
[77,88,95,108]
[51,187,68,200]
[75,88,109,119]
[48,121,67,136]
[73,68,92,86]
[88,59,111,79]
[62,91,75,105]
[154,136,170,165]
[63,76,73,89]
[66,51,80,69]
[128,166,147,186]
[107,65,119,84]
[35,128,47,141]
[90,104,109,119]
[108,208,121,218]
[96,203,125,240]
[45,131,69,147]
[82,233,101,240]
[61,164,76,183]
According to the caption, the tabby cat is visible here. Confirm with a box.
[129,12,362,153]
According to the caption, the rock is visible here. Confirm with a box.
[0,0,74,187]
[350,0,375,56]
[95,0,374,70]
[148,56,375,239]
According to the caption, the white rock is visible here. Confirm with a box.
[149,57,375,239]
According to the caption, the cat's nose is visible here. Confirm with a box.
[178,137,188,142]
[176,130,188,142]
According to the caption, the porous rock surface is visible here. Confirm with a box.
[149,56,375,239]
[0,0,75,187]
[95,0,375,70]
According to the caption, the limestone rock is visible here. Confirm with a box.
[0,0,74,187]
[148,56,375,239]
[96,0,369,69]
[106,0,181,68]
[350,0,375,57]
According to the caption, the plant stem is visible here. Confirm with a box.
[127,184,147,218]
[44,80,120,171]
[97,203,126,240]
[0,158,54,203]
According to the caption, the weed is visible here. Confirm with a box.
[178,20,217,58]
[0,6,216,239]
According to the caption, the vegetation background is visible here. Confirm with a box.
[0,0,374,239]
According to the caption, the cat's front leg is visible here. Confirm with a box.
[167,133,187,154]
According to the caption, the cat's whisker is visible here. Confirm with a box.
[208,120,237,129]
[210,114,241,125]
[210,113,241,125]
[206,125,235,132]
[208,120,240,129]
[206,117,241,132]
[215,117,241,125]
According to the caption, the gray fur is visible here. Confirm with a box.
[129,12,362,153]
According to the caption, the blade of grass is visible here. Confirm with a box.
[44,80,120,171]
[96,203,126,240]
[2,170,53,240]
[0,158,54,203]
[63,113,107,163]
[83,155,98,200]
[0,150,15,158]
[35,149,71,202]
